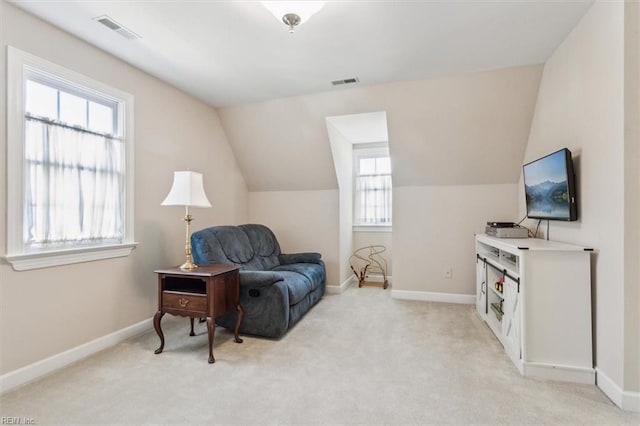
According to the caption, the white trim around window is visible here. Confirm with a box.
[4,46,137,271]
[353,225,392,233]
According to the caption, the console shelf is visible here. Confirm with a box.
[475,234,594,384]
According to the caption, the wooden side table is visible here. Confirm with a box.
[153,264,243,363]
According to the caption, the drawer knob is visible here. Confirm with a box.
[178,298,190,308]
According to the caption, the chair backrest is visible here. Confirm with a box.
[191,224,281,271]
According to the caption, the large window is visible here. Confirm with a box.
[6,47,136,270]
[354,147,392,227]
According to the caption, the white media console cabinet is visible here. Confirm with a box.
[475,234,594,384]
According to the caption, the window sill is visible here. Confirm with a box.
[353,225,392,233]
[4,242,139,271]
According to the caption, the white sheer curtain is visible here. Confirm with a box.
[24,117,124,247]
[355,174,392,225]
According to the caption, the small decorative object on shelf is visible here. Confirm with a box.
[491,302,504,322]
[502,252,517,265]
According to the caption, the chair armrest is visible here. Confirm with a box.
[279,252,322,265]
[239,270,284,288]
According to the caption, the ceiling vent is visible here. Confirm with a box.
[94,15,141,40]
[331,77,360,86]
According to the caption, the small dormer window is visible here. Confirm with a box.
[353,146,392,227]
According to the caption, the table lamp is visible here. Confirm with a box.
[161,171,211,270]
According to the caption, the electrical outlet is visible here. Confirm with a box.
[444,267,453,279]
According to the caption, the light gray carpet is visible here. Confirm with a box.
[1,286,638,425]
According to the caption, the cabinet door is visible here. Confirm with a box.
[502,277,521,360]
[476,259,487,316]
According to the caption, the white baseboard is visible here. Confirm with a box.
[0,317,152,395]
[391,289,475,304]
[623,390,640,412]
[327,275,393,294]
[522,362,595,384]
[596,368,640,412]
[326,276,356,294]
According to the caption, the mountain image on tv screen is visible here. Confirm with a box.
[524,150,571,219]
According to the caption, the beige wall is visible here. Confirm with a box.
[623,0,640,394]
[247,190,340,287]
[393,184,518,295]
[0,2,248,374]
[521,1,639,394]
[326,122,354,284]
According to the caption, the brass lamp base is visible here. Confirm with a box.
[180,260,198,271]
[179,208,198,271]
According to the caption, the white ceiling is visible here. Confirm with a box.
[10,0,593,107]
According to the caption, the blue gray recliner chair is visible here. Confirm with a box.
[190,224,326,338]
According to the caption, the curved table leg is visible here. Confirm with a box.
[206,317,216,364]
[153,311,165,355]
[234,304,244,344]
[189,318,195,336]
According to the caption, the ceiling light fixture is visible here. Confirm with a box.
[261,1,325,34]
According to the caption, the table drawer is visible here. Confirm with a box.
[163,291,207,314]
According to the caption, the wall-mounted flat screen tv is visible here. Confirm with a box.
[523,148,577,221]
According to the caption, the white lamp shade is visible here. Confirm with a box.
[261,1,325,25]
[161,171,212,208]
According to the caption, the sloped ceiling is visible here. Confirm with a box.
[326,112,389,144]
[218,65,543,191]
